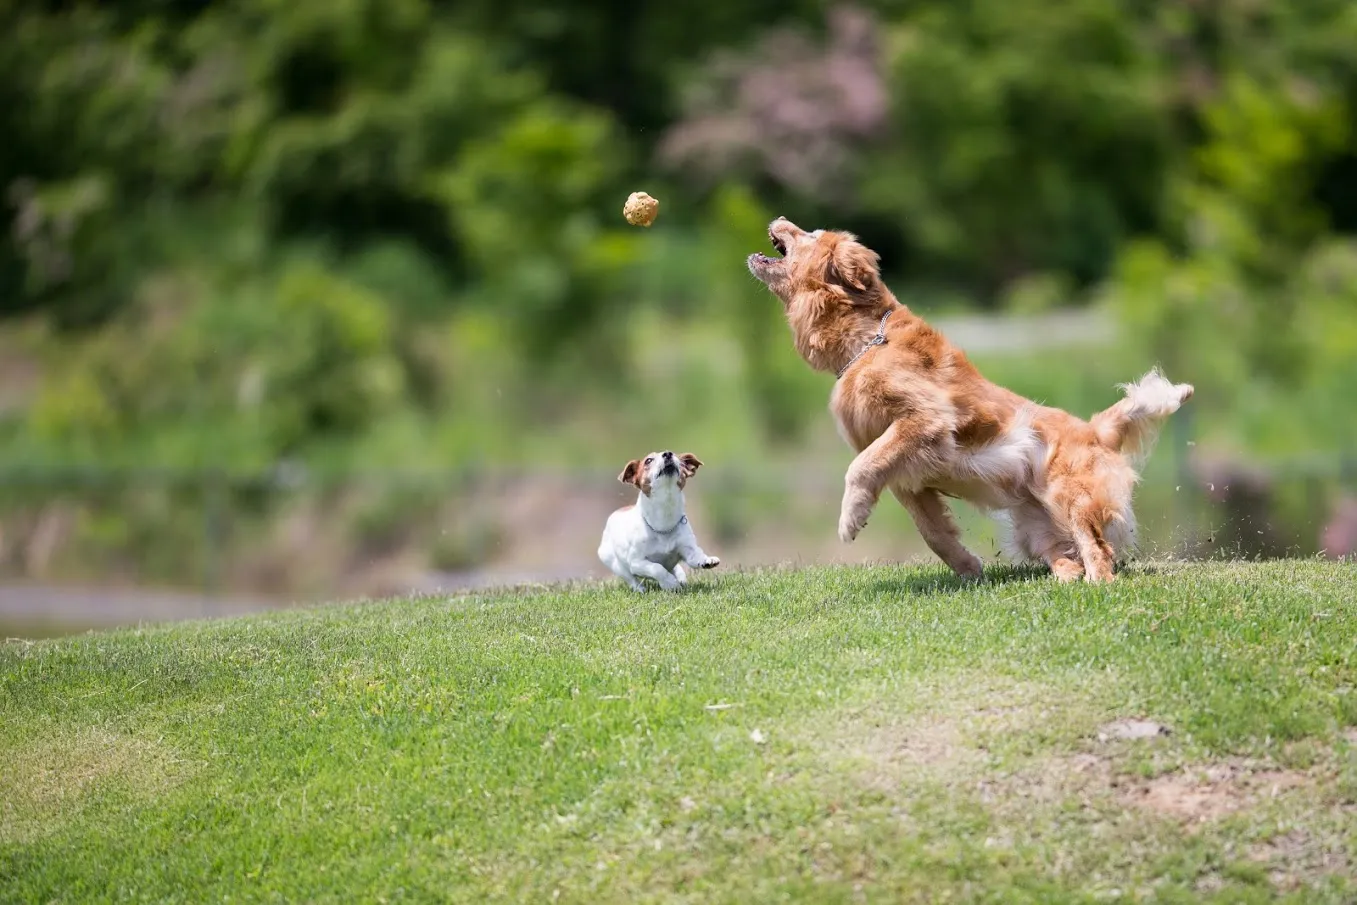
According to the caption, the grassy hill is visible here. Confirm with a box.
[2,561,1355,903]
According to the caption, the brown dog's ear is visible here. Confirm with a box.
[827,238,880,297]
[619,460,642,485]
[678,453,703,478]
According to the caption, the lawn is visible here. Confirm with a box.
[2,560,1355,903]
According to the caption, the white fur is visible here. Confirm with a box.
[1118,367,1188,416]
[1102,505,1138,555]
[993,368,1190,566]
[995,499,1139,564]
[958,407,1044,485]
[1110,368,1194,466]
[936,408,1047,513]
[597,452,720,592]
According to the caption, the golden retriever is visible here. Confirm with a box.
[747,217,1193,582]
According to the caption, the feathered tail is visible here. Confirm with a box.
[1091,368,1194,466]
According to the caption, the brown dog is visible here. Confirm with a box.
[747,217,1193,582]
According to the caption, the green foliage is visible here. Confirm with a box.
[864,0,1171,291]
[707,183,823,442]
[3,0,1357,582]
[5,0,1357,457]
[432,98,636,354]
[1104,68,1357,454]
[269,265,405,449]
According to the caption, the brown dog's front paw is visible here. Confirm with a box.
[838,513,864,544]
[954,555,984,579]
[839,486,876,544]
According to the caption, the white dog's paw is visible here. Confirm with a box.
[701,556,720,569]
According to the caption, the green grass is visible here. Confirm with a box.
[3,561,1356,903]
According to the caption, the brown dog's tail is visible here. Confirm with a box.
[1091,368,1194,466]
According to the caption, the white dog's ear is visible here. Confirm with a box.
[678,453,703,478]
[619,460,642,485]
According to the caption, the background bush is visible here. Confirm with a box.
[2,0,1356,592]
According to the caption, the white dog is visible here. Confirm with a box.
[598,450,721,591]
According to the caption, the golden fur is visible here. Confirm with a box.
[748,218,1194,582]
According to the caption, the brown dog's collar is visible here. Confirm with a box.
[837,309,894,379]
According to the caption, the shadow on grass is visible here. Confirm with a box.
[867,562,1051,596]
[595,580,723,597]
[1117,556,1301,577]
[673,581,722,596]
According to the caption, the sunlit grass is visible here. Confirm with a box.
[2,560,1354,902]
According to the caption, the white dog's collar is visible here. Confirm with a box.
[642,513,688,534]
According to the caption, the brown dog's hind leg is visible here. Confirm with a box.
[893,486,984,578]
[1045,550,1085,583]
[1071,514,1116,582]
[1043,475,1116,583]
[1012,503,1085,583]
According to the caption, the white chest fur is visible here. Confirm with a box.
[597,482,719,591]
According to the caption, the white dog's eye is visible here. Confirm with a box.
[644,457,653,465]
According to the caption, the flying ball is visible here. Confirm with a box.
[623,191,660,227]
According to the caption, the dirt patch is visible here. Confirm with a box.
[0,727,192,843]
[813,675,1088,793]
[1097,718,1171,741]
[978,750,1319,834]
[813,676,1319,837]
[976,751,1116,817]
[1248,828,1352,892]
[844,716,986,791]
[1119,762,1309,827]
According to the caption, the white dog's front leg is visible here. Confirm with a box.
[630,560,682,591]
[679,536,720,570]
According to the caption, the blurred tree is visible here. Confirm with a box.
[2,0,1357,468]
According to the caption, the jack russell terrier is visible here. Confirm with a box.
[598,450,721,591]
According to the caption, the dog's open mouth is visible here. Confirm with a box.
[660,461,678,477]
[750,230,786,265]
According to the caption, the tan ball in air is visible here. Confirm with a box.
[623,191,660,227]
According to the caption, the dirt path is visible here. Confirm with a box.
[0,584,286,636]
[0,568,595,638]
